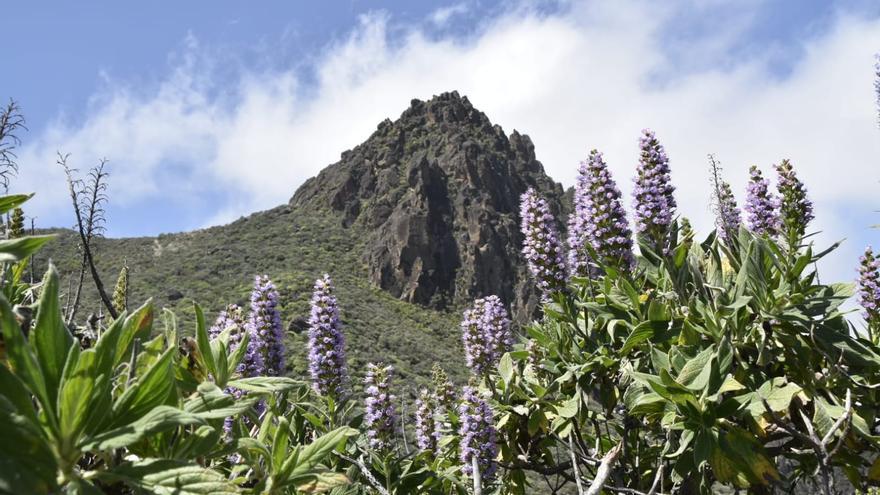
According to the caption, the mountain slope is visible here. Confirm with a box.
[39,91,564,386]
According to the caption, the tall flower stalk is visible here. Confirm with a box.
[859,247,880,339]
[874,53,880,127]
[461,295,512,377]
[414,388,440,453]
[632,129,677,255]
[775,159,814,242]
[307,274,349,398]
[364,363,397,452]
[708,155,741,245]
[570,150,634,273]
[209,303,246,350]
[520,187,567,298]
[744,166,780,237]
[246,275,285,376]
[459,386,498,481]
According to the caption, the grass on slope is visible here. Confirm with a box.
[38,204,469,391]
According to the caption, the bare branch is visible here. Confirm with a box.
[0,99,27,191]
[585,440,623,495]
[59,153,118,321]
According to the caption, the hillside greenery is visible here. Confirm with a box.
[37,204,468,388]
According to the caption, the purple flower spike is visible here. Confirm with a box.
[307,274,349,398]
[875,54,880,127]
[708,157,741,245]
[775,159,814,240]
[632,129,677,255]
[458,386,498,480]
[364,363,397,452]
[414,388,441,453]
[569,150,634,273]
[461,295,512,376]
[209,304,246,349]
[859,247,880,328]
[520,187,567,297]
[744,166,780,237]
[246,275,285,377]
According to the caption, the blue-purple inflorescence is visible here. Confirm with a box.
[307,274,349,398]
[209,303,246,349]
[569,150,635,273]
[875,54,880,127]
[744,165,780,237]
[246,275,285,377]
[859,247,880,329]
[774,159,814,240]
[364,363,398,452]
[458,386,498,480]
[632,129,677,255]
[713,180,741,244]
[520,187,567,297]
[461,295,512,376]
[414,388,441,453]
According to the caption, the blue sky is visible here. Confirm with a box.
[3,0,880,285]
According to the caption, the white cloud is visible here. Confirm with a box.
[15,0,880,286]
[429,2,470,27]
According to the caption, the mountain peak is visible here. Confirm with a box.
[292,91,563,316]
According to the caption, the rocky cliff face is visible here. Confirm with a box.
[291,91,564,318]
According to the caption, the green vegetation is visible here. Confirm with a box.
[38,204,467,387]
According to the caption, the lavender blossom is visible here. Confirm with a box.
[570,150,635,273]
[210,304,249,436]
[458,386,498,480]
[520,187,567,297]
[364,363,397,452]
[744,166,780,237]
[461,295,512,376]
[567,156,592,276]
[708,156,741,245]
[307,274,349,398]
[209,304,246,346]
[632,129,677,255]
[414,388,441,453]
[775,159,814,240]
[859,247,880,328]
[246,275,285,376]
[875,53,880,127]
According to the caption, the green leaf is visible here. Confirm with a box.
[280,427,358,487]
[760,382,803,414]
[58,348,98,441]
[193,303,216,379]
[114,301,153,369]
[183,382,260,419]
[110,347,176,427]
[676,346,714,387]
[97,458,239,494]
[79,406,204,451]
[498,353,514,385]
[0,193,33,215]
[556,397,578,419]
[226,376,302,394]
[621,322,654,355]
[0,235,55,263]
[31,266,74,409]
[272,417,291,474]
[693,430,715,468]
[294,470,350,494]
[0,396,58,494]
[647,299,671,322]
[0,294,54,423]
[0,359,39,424]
